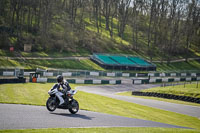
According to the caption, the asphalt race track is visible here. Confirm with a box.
[0,104,188,130]
[76,84,200,118]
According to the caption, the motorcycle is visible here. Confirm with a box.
[46,88,79,114]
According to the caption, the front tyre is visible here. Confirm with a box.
[69,99,79,114]
[46,97,57,112]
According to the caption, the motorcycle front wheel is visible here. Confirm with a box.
[69,99,79,114]
[46,97,57,112]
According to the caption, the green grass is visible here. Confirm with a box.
[20,50,90,57]
[85,17,131,46]
[1,127,200,133]
[0,83,200,130]
[155,60,200,72]
[0,50,90,58]
[142,83,200,98]
[77,90,200,130]
[0,58,46,69]
[1,48,200,72]
[0,58,104,70]
[25,59,104,70]
[0,49,15,57]
[1,56,200,72]
[118,91,200,107]
[0,83,54,105]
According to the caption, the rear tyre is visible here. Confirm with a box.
[46,97,57,112]
[69,99,79,114]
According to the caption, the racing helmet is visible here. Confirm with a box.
[57,75,63,83]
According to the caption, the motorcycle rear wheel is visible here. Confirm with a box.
[46,97,57,112]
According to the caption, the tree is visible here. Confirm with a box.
[118,0,131,38]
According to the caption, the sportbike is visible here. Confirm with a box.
[46,88,79,114]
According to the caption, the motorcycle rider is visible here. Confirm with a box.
[51,75,71,106]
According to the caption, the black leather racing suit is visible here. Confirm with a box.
[51,80,71,105]
[51,80,71,92]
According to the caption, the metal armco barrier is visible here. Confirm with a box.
[0,78,26,84]
[1,69,200,78]
[37,78,121,84]
[133,77,200,84]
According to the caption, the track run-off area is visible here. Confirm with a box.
[0,83,199,130]
[76,84,200,118]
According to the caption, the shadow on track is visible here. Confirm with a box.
[50,112,94,120]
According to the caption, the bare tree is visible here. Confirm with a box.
[118,0,131,38]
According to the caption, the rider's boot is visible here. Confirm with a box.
[55,93,64,106]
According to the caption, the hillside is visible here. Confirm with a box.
[0,0,200,72]
[1,1,200,59]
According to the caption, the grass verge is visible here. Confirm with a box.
[142,83,200,98]
[1,127,200,133]
[0,49,90,57]
[24,59,104,70]
[118,83,200,106]
[1,49,200,72]
[155,60,200,72]
[1,57,200,72]
[0,58,104,71]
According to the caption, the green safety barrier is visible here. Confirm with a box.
[67,79,76,83]
[156,79,162,83]
[130,73,136,77]
[168,78,174,82]
[192,77,197,81]
[47,78,57,83]
[154,73,160,77]
[116,80,121,84]
[142,79,149,84]
[116,73,122,77]
[84,80,93,84]
[180,78,186,81]
[101,80,110,84]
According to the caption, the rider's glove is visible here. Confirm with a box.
[61,90,66,93]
